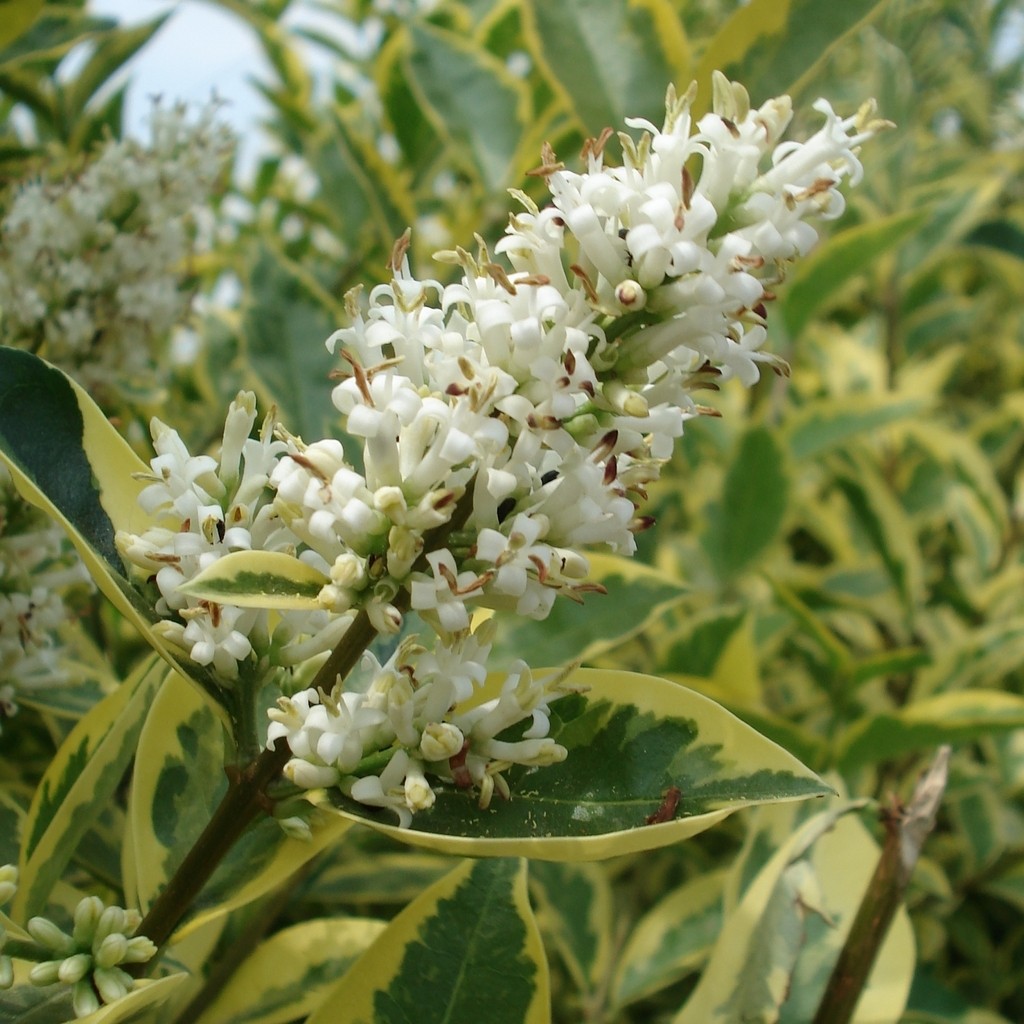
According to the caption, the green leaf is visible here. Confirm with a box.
[490,552,686,668]
[60,15,169,126]
[611,869,726,1009]
[196,917,388,1024]
[781,212,928,340]
[306,858,549,1024]
[311,108,414,252]
[405,21,527,190]
[126,672,350,936]
[704,427,790,584]
[0,348,233,712]
[178,550,327,609]
[0,0,43,51]
[834,454,925,615]
[322,667,831,860]
[783,395,923,461]
[242,246,343,444]
[837,690,1024,770]
[529,862,613,998]
[898,158,1016,279]
[693,0,889,112]
[302,851,452,908]
[674,804,914,1024]
[13,655,165,920]
[982,861,1024,914]
[523,0,687,133]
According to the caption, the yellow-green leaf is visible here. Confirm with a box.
[307,858,549,1024]
[322,667,830,860]
[611,869,726,1010]
[178,549,328,609]
[529,861,614,998]
[127,672,350,936]
[197,917,387,1024]
[693,0,888,113]
[837,690,1024,770]
[783,395,924,462]
[0,0,43,50]
[13,655,165,921]
[781,212,928,340]
[0,348,233,712]
[490,552,686,668]
[405,20,528,190]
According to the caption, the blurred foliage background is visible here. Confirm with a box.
[1,0,1023,1021]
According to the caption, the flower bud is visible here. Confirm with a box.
[58,952,92,984]
[93,965,131,1004]
[284,758,341,789]
[27,917,74,954]
[420,722,465,762]
[123,935,158,964]
[404,765,436,813]
[73,896,104,945]
[93,906,127,946]
[94,933,129,969]
[29,959,62,985]
[0,954,13,990]
[0,865,17,905]
[72,978,100,1017]
[276,816,314,842]
[614,279,647,310]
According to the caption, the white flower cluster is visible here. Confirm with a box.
[268,624,568,825]
[116,394,356,679]
[116,77,884,824]
[0,469,91,730]
[0,101,233,392]
[1,870,156,1018]
[277,76,886,631]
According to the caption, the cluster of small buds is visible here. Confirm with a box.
[18,893,156,1017]
[268,623,569,825]
[0,865,17,989]
[0,100,233,394]
[0,469,91,730]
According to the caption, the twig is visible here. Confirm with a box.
[811,745,951,1024]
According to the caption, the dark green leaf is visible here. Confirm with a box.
[406,21,526,190]
[704,427,790,584]
[523,0,685,133]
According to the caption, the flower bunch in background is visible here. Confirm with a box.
[0,101,233,395]
[116,75,887,825]
[0,469,91,732]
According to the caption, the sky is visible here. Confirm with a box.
[88,1,284,162]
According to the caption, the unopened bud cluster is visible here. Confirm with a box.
[0,865,17,989]
[116,76,885,823]
[18,887,156,1018]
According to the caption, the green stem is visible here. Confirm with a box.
[3,938,50,961]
